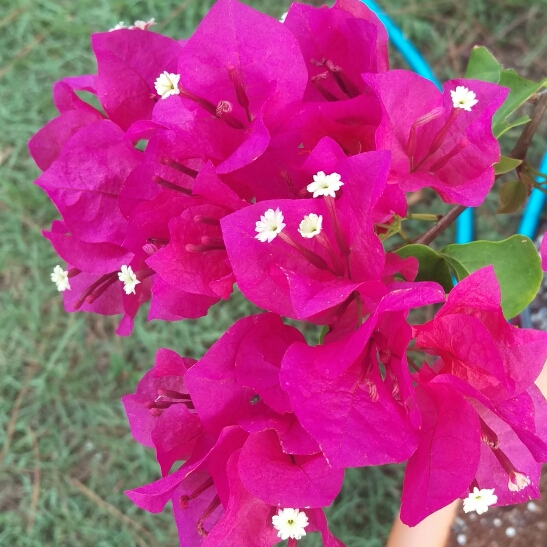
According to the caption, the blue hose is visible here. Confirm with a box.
[518,154,547,238]
[357,0,441,90]
[518,156,547,327]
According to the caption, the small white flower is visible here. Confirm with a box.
[154,71,181,99]
[508,472,531,492]
[279,12,288,23]
[298,213,323,238]
[255,208,286,243]
[131,18,156,30]
[118,265,140,295]
[463,487,498,515]
[272,508,309,540]
[307,171,344,198]
[450,86,478,112]
[109,21,126,31]
[51,265,71,292]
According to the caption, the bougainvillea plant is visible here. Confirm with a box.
[32,0,547,544]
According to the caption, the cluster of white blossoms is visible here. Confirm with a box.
[109,18,156,31]
[307,171,344,198]
[132,18,156,30]
[51,265,70,292]
[450,86,478,111]
[255,172,343,243]
[255,208,286,243]
[110,22,127,31]
[118,265,141,295]
[272,508,309,540]
[154,71,181,99]
[463,487,498,515]
[255,209,324,242]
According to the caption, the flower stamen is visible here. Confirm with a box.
[196,495,221,536]
[152,175,193,195]
[158,157,198,179]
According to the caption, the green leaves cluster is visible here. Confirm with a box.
[465,46,546,138]
[465,46,547,213]
[396,235,542,319]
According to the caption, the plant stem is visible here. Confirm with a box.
[413,204,466,245]
[510,93,547,161]
[405,213,442,221]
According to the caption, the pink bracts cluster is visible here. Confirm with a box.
[30,0,547,544]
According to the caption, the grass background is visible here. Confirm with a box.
[1,0,546,545]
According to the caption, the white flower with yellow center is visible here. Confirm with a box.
[450,86,478,111]
[51,265,71,292]
[255,208,286,243]
[154,71,181,100]
[307,171,344,198]
[508,472,530,492]
[463,487,497,515]
[298,213,323,238]
[109,22,126,31]
[118,265,140,295]
[272,508,309,540]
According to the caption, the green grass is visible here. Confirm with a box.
[1,0,546,545]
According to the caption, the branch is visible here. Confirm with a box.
[510,93,547,161]
[413,204,466,245]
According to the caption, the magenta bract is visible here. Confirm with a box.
[92,29,183,130]
[284,0,387,102]
[221,149,390,321]
[122,348,201,475]
[238,430,344,508]
[415,266,547,400]
[363,72,508,206]
[281,312,420,468]
[36,121,141,245]
[400,382,481,526]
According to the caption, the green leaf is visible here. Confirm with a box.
[441,254,469,282]
[395,244,453,293]
[492,70,543,138]
[497,180,528,214]
[318,325,328,345]
[464,46,544,139]
[494,156,522,175]
[441,235,542,318]
[464,46,501,82]
[493,115,530,138]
